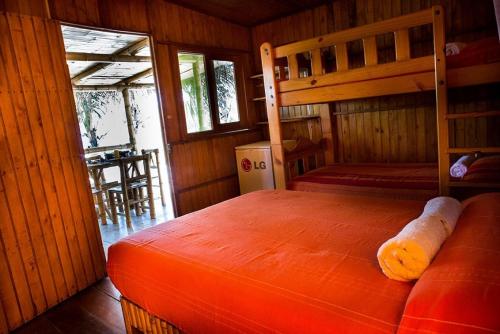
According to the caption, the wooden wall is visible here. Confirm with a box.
[0,0,256,332]
[0,0,257,217]
[171,130,261,215]
[0,12,106,332]
[252,0,500,163]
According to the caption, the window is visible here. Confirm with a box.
[178,53,212,133]
[213,60,239,124]
[178,51,242,134]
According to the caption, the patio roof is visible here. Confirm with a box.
[62,25,154,89]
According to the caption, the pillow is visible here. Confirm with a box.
[397,193,500,334]
[463,155,500,182]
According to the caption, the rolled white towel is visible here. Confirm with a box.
[377,197,462,281]
[445,42,467,56]
[423,197,462,235]
[450,154,475,178]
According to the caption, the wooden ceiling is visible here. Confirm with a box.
[165,0,330,26]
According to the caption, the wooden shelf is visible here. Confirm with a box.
[256,115,320,125]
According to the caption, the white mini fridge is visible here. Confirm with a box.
[235,140,296,194]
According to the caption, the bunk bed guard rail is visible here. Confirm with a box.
[260,6,449,193]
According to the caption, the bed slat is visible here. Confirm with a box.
[395,29,410,61]
[363,36,378,66]
[287,53,299,79]
[311,48,323,76]
[335,43,348,71]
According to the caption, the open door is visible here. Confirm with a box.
[0,13,106,332]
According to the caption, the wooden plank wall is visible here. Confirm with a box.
[0,0,257,216]
[252,0,500,163]
[0,0,256,331]
[0,12,106,332]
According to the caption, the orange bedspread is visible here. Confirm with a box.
[288,163,438,200]
[447,37,500,69]
[398,193,500,333]
[108,190,425,333]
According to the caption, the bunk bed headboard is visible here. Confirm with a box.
[260,6,449,193]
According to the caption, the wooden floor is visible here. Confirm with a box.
[12,278,125,334]
[13,200,174,333]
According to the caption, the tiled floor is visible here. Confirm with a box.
[100,198,174,257]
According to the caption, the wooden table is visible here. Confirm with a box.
[87,160,119,225]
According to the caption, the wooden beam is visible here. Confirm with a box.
[261,42,286,189]
[70,38,150,84]
[73,84,155,91]
[447,62,500,88]
[433,5,450,196]
[119,68,153,85]
[122,88,137,151]
[274,8,433,58]
[319,104,334,164]
[66,52,151,63]
[310,49,323,76]
[279,56,434,92]
[280,71,435,106]
[287,54,299,79]
[363,36,378,66]
[394,29,410,61]
[335,43,348,71]
[116,38,149,56]
[71,63,110,84]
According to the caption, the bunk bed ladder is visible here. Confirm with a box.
[435,5,500,194]
[261,42,287,189]
[433,6,450,196]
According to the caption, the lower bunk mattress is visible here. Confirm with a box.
[288,163,438,200]
[107,190,500,334]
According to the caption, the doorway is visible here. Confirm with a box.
[61,25,174,255]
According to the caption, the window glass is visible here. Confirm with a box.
[178,52,212,133]
[213,60,239,124]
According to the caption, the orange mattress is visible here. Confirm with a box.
[108,190,425,333]
[288,163,438,200]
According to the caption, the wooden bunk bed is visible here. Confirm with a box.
[106,7,500,334]
[260,6,500,196]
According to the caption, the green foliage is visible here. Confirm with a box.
[214,62,236,123]
[75,91,119,148]
[130,89,154,133]
[181,67,210,132]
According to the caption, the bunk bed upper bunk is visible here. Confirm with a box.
[260,6,500,196]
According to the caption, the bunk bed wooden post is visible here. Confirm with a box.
[319,104,335,164]
[432,5,450,195]
[261,42,287,189]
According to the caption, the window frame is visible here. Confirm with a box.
[173,45,250,139]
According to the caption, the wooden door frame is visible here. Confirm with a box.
[57,21,178,217]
